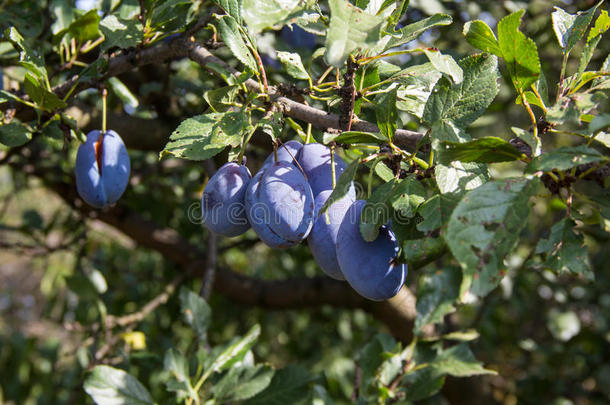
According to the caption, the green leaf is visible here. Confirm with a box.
[244,365,313,405]
[179,287,212,340]
[402,367,445,401]
[23,73,67,111]
[511,126,541,157]
[416,192,461,232]
[497,10,541,91]
[161,112,243,161]
[164,348,197,400]
[209,324,261,373]
[359,179,395,242]
[357,333,398,395]
[213,0,243,24]
[324,0,385,67]
[323,130,387,144]
[107,77,139,108]
[525,145,605,173]
[423,53,499,128]
[587,9,610,42]
[422,48,463,84]
[319,157,360,216]
[415,266,460,333]
[84,365,153,405]
[375,86,397,141]
[438,136,525,164]
[212,365,275,402]
[242,0,314,34]
[535,218,593,280]
[552,3,600,54]
[99,15,143,52]
[590,113,610,133]
[390,176,426,218]
[5,26,48,80]
[383,13,452,51]
[204,85,239,113]
[434,161,488,194]
[430,343,497,377]
[276,51,310,81]
[395,64,441,118]
[150,0,193,31]
[446,178,540,297]
[0,122,32,147]
[68,9,101,43]
[216,14,257,71]
[462,20,502,56]
[401,236,447,267]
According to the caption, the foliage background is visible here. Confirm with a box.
[0,0,609,404]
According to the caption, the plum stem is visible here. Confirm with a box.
[101,87,108,133]
[330,144,337,189]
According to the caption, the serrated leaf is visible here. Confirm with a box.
[375,86,397,141]
[360,179,396,242]
[276,51,310,80]
[438,136,524,164]
[150,0,193,31]
[422,48,463,84]
[497,10,540,91]
[0,122,32,147]
[390,176,426,218]
[179,288,212,340]
[204,85,239,113]
[164,348,197,400]
[323,130,388,144]
[463,20,502,56]
[209,324,261,373]
[383,13,452,51]
[446,178,540,297]
[435,161,488,194]
[535,218,593,280]
[217,14,257,71]
[525,145,605,173]
[430,343,496,377]
[325,0,385,67]
[242,0,314,34]
[416,192,461,232]
[99,15,143,52]
[5,26,47,80]
[415,266,460,333]
[212,364,275,402]
[319,157,360,215]
[243,365,313,405]
[162,112,244,161]
[84,365,153,405]
[423,53,499,128]
[213,0,243,24]
[552,3,600,54]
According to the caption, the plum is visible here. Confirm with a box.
[308,190,354,280]
[75,130,130,208]
[261,140,302,168]
[246,162,314,248]
[336,200,406,301]
[201,162,252,237]
[296,143,356,198]
[281,25,317,50]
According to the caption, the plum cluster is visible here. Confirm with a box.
[201,142,406,301]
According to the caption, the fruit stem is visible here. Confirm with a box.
[101,87,108,134]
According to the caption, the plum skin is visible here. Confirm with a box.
[201,162,252,237]
[308,190,354,280]
[75,130,130,208]
[296,143,356,198]
[262,140,303,168]
[246,161,314,248]
[336,200,406,301]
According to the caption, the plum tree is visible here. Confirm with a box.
[308,190,354,280]
[201,162,251,237]
[336,200,406,301]
[261,140,302,168]
[246,161,314,248]
[296,143,355,198]
[75,130,131,209]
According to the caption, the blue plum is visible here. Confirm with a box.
[75,130,130,208]
[201,162,252,237]
[246,162,314,248]
[296,143,356,198]
[336,200,406,301]
[281,25,317,50]
[262,140,302,168]
[308,190,354,280]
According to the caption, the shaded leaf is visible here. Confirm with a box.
[552,3,600,54]
[525,145,605,173]
[415,267,460,333]
[179,287,212,340]
[242,0,314,34]
[360,179,396,242]
[384,13,452,51]
[0,122,32,147]
[244,365,313,405]
[422,48,463,84]
[84,365,153,405]
[99,15,143,52]
[438,136,525,164]
[431,344,497,377]
[416,192,461,232]
[212,364,275,402]
[319,157,361,215]
[375,86,397,141]
[164,348,196,400]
